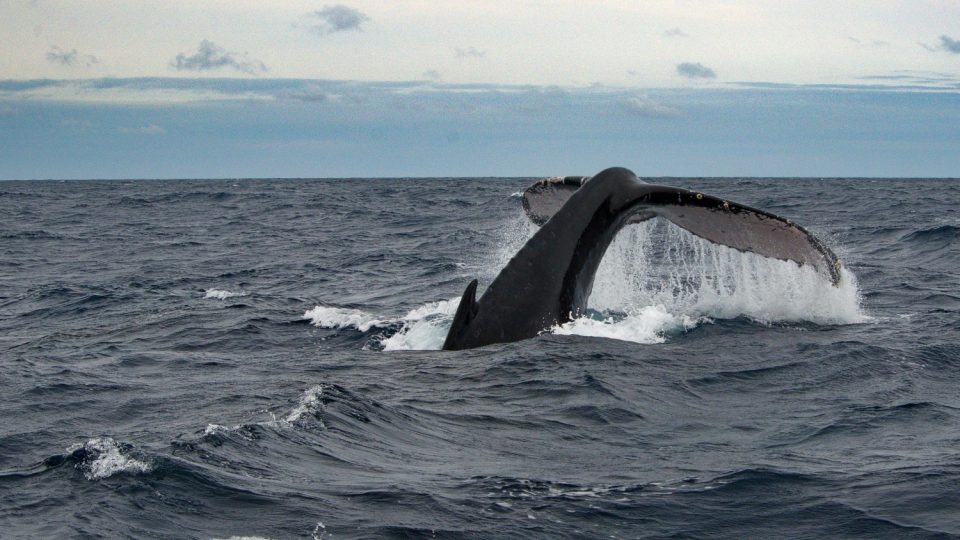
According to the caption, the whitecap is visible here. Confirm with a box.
[302,298,460,350]
[204,288,247,300]
[203,423,242,436]
[554,305,707,345]
[302,305,388,332]
[284,385,325,424]
[67,437,150,480]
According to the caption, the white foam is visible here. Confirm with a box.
[401,297,461,321]
[204,386,327,437]
[301,297,460,350]
[380,297,461,351]
[285,385,324,423]
[554,305,707,345]
[67,437,150,480]
[303,305,388,332]
[203,423,241,436]
[204,288,247,300]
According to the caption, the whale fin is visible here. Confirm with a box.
[522,178,841,285]
[521,176,590,226]
[442,279,479,350]
[640,186,841,285]
[523,175,654,226]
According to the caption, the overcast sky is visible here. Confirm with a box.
[1,1,959,178]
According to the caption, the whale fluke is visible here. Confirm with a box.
[442,167,841,350]
[523,175,840,285]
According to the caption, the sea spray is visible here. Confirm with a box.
[590,220,865,326]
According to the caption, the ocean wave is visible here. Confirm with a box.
[900,224,959,243]
[380,298,461,351]
[302,305,390,332]
[204,289,248,300]
[285,384,325,424]
[64,437,151,480]
[1,230,64,240]
[553,304,707,345]
[203,385,328,440]
[302,298,460,350]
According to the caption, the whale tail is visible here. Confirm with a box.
[442,167,843,350]
[522,176,842,285]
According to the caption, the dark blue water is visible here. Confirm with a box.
[1,177,959,539]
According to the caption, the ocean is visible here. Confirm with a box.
[1,176,958,539]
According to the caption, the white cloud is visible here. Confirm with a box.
[621,95,682,118]
[1,2,959,86]
[276,84,328,102]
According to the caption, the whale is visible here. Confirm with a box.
[442,167,841,350]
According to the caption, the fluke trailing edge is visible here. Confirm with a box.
[442,167,842,351]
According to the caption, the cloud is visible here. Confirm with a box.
[308,5,369,34]
[46,46,99,67]
[171,40,267,74]
[677,62,716,79]
[663,28,687,38]
[119,123,166,135]
[276,84,328,102]
[941,35,960,54]
[621,95,682,118]
[422,70,441,81]
[455,47,485,59]
[858,70,960,88]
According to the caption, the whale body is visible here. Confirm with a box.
[442,167,840,350]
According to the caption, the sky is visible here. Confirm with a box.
[1,0,959,178]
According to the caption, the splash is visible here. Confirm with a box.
[589,220,865,326]
[302,299,460,351]
[474,215,864,346]
[378,298,461,351]
[482,214,539,284]
[66,437,151,480]
[308,216,863,349]
[285,385,325,424]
